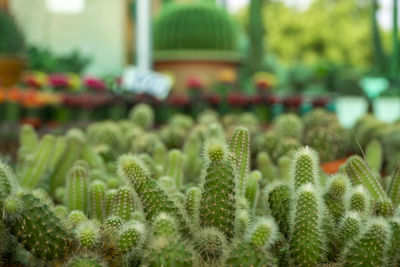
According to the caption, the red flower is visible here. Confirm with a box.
[167,94,190,107]
[84,77,107,92]
[205,93,220,106]
[227,92,249,107]
[312,97,329,108]
[256,80,270,91]
[283,95,303,108]
[186,76,204,91]
[49,74,69,88]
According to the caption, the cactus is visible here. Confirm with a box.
[6,193,73,261]
[129,104,154,130]
[387,162,400,205]
[266,182,292,237]
[278,155,292,181]
[117,155,187,233]
[336,212,361,253]
[290,183,325,267]
[341,218,389,267]
[0,161,16,201]
[345,185,370,215]
[323,174,350,223]
[65,163,90,214]
[152,212,178,237]
[68,210,88,226]
[365,139,383,172]
[90,180,107,221]
[248,218,278,248]
[345,155,386,200]
[226,241,277,267]
[111,186,136,221]
[229,127,250,197]
[144,236,194,267]
[200,139,237,240]
[165,149,185,188]
[117,220,146,253]
[20,134,55,188]
[291,147,319,189]
[48,136,67,171]
[81,144,105,172]
[103,215,124,232]
[235,208,250,239]
[245,170,261,213]
[184,186,201,224]
[387,218,400,266]
[76,220,100,248]
[183,132,203,184]
[257,152,278,184]
[275,113,303,140]
[50,129,86,193]
[194,227,228,265]
[66,253,107,267]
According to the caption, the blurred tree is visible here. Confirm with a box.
[238,0,373,68]
[371,0,387,74]
[247,0,266,76]
[391,0,399,78]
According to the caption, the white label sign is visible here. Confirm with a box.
[122,67,172,100]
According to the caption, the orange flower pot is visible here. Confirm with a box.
[321,157,349,175]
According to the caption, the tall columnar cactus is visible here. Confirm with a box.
[117,155,188,232]
[50,129,86,193]
[65,163,90,214]
[183,132,203,184]
[235,208,250,239]
[48,136,67,171]
[345,155,386,200]
[336,212,361,253]
[81,144,105,172]
[290,183,325,267]
[345,185,370,215]
[111,186,136,221]
[0,161,16,202]
[165,149,185,188]
[152,213,178,237]
[5,193,73,261]
[245,170,261,213]
[387,218,400,267]
[200,139,237,240]
[20,134,55,188]
[266,182,292,237]
[341,218,389,267]
[184,186,201,224]
[365,139,383,172]
[194,227,228,265]
[256,152,278,184]
[89,180,107,221]
[278,155,292,181]
[129,103,155,130]
[117,220,146,253]
[17,124,38,166]
[387,162,400,205]
[229,127,250,197]
[323,174,350,223]
[105,189,117,217]
[291,147,319,189]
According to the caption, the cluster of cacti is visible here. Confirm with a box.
[3,105,400,266]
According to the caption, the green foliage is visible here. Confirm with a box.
[154,2,239,52]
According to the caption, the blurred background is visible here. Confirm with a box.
[0,0,400,133]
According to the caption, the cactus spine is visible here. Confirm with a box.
[388,162,400,205]
[266,182,292,237]
[111,186,136,221]
[291,147,319,189]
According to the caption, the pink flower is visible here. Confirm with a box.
[84,77,107,92]
[186,76,204,91]
[49,74,69,88]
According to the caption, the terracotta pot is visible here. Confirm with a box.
[321,157,349,175]
[154,50,241,94]
[0,56,26,87]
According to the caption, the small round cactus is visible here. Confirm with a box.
[76,220,100,248]
[117,220,146,253]
[248,217,278,248]
[152,212,178,237]
[68,210,88,226]
[194,227,228,265]
[129,103,155,130]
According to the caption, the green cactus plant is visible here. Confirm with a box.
[200,139,237,240]
[165,149,185,188]
[365,139,383,172]
[117,220,146,253]
[111,186,136,221]
[65,163,90,214]
[129,104,155,130]
[387,161,400,205]
[229,127,250,197]
[89,180,107,221]
[291,147,319,189]
[290,183,325,267]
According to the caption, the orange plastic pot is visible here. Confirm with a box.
[321,157,349,175]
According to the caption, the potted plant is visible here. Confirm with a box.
[0,8,25,87]
[372,85,400,123]
[153,2,241,93]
